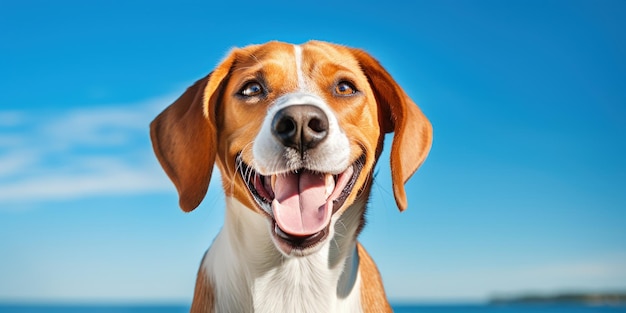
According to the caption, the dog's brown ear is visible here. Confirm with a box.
[350,48,433,211]
[150,55,235,212]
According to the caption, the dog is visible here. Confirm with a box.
[150,40,432,313]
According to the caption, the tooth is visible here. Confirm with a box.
[271,175,277,191]
[325,174,335,198]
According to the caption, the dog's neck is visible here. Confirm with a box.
[202,197,366,313]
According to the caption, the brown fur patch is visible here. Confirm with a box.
[190,266,214,313]
[358,243,393,312]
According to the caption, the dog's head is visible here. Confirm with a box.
[150,41,432,256]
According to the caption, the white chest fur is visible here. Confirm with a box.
[203,198,363,313]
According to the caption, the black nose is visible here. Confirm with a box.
[271,105,329,154]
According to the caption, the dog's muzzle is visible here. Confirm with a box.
[238,102,365,255]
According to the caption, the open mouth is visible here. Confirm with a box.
[237,155,364,253]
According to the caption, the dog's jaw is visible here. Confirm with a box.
[238,154,364,256]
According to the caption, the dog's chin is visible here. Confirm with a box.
[237,154,364,257]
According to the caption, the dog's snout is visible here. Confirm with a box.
[271,105,329,153]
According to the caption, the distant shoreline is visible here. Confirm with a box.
[490,292,626,305]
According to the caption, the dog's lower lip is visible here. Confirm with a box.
[273,222,328,248]
[274,223,317,241]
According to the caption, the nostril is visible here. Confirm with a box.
[272,112,300,150]
[307,117,328,134]
[276,117,296,136]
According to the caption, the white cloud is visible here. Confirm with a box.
[0,94,179,207]
[42,107,152,148]
[0,159,171,203]
[0,111,24,127]
[0,150,38,177]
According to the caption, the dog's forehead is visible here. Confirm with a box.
[233,41,359,74]
[300,41,359,66]
[237,41,294,62]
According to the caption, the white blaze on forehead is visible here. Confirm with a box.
[294,45,307,90]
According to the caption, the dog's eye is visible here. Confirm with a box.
[334,81,357,96]
[239,82,264,97]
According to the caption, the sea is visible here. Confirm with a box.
[1,304,625,313]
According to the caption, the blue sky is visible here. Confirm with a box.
[1,0,625,305]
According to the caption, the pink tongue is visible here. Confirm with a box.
[272,171,331,237]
